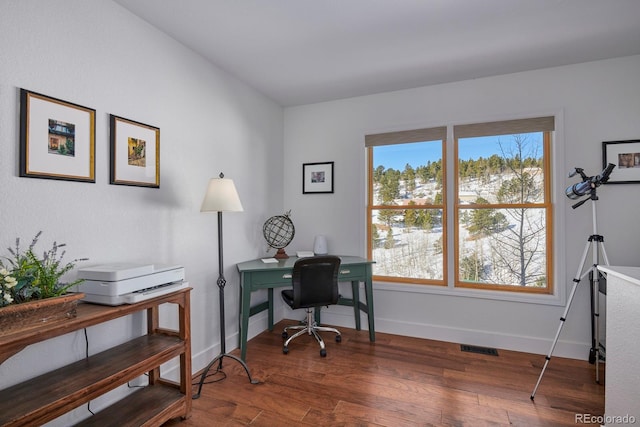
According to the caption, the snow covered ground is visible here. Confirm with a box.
[372,170,547,287]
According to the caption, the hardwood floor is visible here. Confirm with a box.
[166,320,604,426]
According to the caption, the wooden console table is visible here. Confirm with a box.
[0,287,192,426]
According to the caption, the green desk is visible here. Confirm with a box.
[236,255,375,360]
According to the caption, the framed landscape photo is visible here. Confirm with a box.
[110,115,160,188]
[19,89,96,182]
[303,161,334,194]
[602,140,640,184]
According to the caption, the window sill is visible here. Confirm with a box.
[372,280,565,306]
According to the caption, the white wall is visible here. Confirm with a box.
[0,1,283,425]
[282,55,640,359]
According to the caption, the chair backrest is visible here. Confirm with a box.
[290,255,341,309]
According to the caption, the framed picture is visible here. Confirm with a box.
[303,161,334,194]
[602,140,640,184]
[110,115,160,188]
[19,89,96,182]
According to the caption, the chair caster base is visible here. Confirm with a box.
[281,312,341,357]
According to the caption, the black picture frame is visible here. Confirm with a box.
[19,89,96,183]
[302,161,334,194]
[602,140,640,184]
[110,114,160,188]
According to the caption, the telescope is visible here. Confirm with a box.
[565,163,615,201]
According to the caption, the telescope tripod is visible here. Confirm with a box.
[531,196,608,400]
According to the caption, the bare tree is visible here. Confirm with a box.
[489,134,546,286]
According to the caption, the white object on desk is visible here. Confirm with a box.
[261,258,278,263]
[313,235,328,255]
[296,251,315,258]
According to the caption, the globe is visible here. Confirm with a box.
[263,211,295,259]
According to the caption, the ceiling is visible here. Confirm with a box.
[114,0,640,107]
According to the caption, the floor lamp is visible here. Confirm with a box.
[194,173,258,400]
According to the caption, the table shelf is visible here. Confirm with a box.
[0,288,192,426]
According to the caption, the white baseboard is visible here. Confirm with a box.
[311,309,591,361]
[372,317,590,360]
[191,308,592,375]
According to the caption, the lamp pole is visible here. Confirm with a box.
[193,173,259,399]
[216,210,227,358]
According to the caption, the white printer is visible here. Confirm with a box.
[76,263,187,305]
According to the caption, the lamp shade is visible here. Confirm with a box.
[200,174,244,212]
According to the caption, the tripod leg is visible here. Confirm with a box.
[594,240,609,384]
[589,270,597,365]
[588,201,609,384]
[589,267,605,383]
[531,239,591,400]
[531,278,581,399]
[593,274,601,383]
[587,234,607,382]
[600,242,610,267]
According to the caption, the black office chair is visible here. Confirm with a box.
[281,255,342,357]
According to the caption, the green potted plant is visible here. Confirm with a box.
[0,232,88,335]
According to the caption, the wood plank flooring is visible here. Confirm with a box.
[165,320,604,426]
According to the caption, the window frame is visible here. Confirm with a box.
[453,130,553,294]
[366,116,555,295]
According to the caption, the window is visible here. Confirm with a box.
[366,117,554,294]
[454,117,554,292]
[366,127,447,285]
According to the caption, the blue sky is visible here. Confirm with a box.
[373,135,543,171]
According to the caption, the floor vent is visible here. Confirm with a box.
[460,344,499,356]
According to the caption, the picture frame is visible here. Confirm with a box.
[19,89,96,183]
[602,140,640,184]
[110,114,160,188]
[303,161,334,194]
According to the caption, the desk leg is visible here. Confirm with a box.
[240,278,251,361]
[364,277,375,342]
[268,288,274,331]
[351,281,361,330]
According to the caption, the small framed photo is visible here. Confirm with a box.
[19,89,96,182]
[110,115,160,188]
[602,140,640,184]
[303,161,334,194]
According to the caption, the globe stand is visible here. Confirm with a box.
[274,248,289,259]
[263,211,295,260]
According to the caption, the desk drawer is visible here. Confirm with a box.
[338,264,367,281]
[245,270,293,287]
